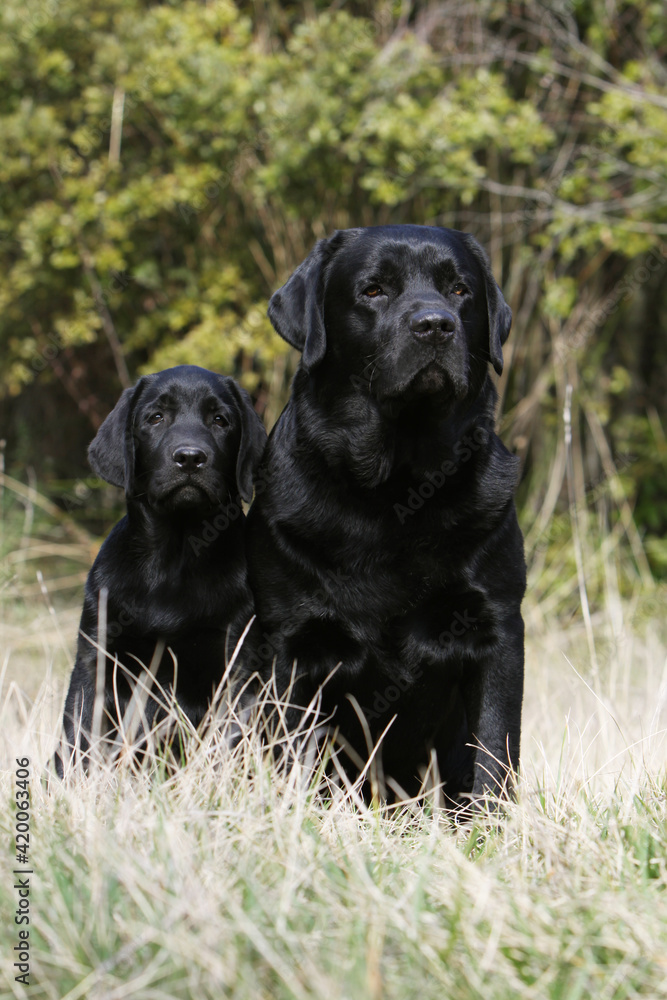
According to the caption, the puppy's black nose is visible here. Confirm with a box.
[409,309,456,344]
[172,446,208,471]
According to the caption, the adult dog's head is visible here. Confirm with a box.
[269,225,512,409]
[88,366,266,513]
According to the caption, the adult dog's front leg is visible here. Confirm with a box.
[462,617,524,803]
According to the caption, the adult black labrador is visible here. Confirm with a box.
[247,225,526,804]
[57,365,266,774]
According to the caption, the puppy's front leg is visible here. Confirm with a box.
[58,658,97,776]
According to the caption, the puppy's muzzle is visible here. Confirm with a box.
[172,445,208,472]
[409,308,456,346]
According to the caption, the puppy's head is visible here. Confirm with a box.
[268,225,511,408]
[88,366,266,511]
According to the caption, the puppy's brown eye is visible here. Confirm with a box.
[363,285,384,298]
[453,283,468,296]
[148,412,163,425]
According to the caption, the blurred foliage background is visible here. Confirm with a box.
[1,0,667,617]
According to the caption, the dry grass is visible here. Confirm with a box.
[2,469,667,998]
[1,570,666,999]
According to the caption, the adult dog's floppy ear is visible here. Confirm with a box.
[463,234,512,376]
[227,381,267,503]
[268,238,331,370]
[88,379,148,489]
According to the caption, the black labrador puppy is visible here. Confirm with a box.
[57,365,266,774]
[247,225,526,804]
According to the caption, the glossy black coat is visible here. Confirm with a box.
[57,365,266,773]
[247,226,526,802]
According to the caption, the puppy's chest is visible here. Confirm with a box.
[104,570,243,638]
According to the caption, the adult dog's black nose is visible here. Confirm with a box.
[172,446,208,471]
[409,309,456,344]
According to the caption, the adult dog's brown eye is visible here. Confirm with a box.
[148,412,163,425]
[363,285,384,298]
[453,283,468,296]
[213,414,228,427]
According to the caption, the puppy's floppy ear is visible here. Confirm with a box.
[463,234,512,377]
[268,238,331,370]
[88,378,149,489]
[226,381,267,503]
[87,386,136,488]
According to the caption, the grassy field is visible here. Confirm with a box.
[1,505,667,999]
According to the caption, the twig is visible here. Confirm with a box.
[564,384,599,679]
[109,86,125,166]
[0,471,92,545]
[90,586,109,762]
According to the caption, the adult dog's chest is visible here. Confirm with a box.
[285,490,496,681]
[322,477,478,577]
[291,484,483,623]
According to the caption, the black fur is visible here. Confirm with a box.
[57,365,266,774]
[247,225,526,803]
